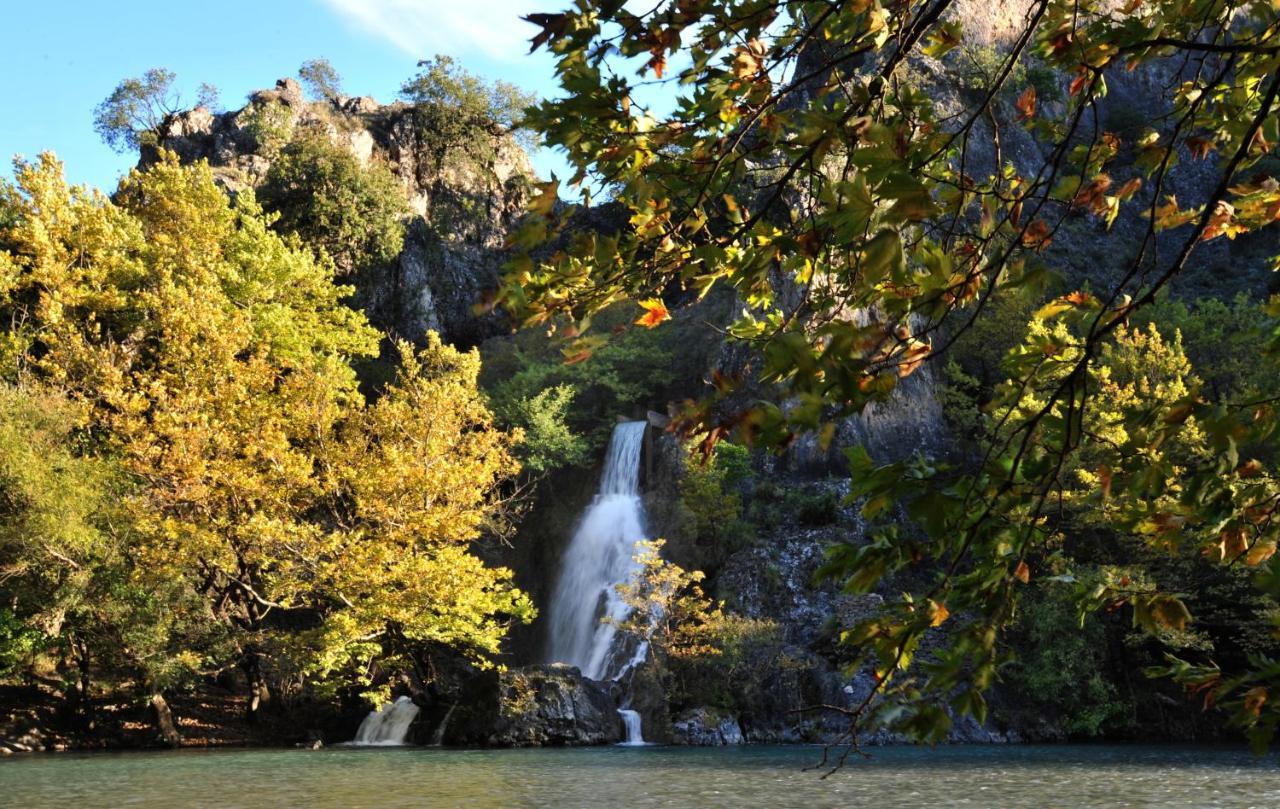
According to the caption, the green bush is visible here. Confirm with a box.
[678,444,755,553]
[1004,584,1131,737]
[950,47,1062,108]
[481,301,724,454]
[746,482,841,530]
[237,99,295,156]
[492,383,588,476]
[0,608,44,677]
[258,132,409,275]
[791,489,840,526]
[1104,103,1148,137]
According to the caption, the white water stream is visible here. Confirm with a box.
[616,709,648,746]
[546,421,650,683]
[350,696,420,746]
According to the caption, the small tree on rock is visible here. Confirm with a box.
[298,58,343,102]
[93,69,218,153]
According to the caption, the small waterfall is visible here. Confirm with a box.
[429,703,457,747]
[547,421,649,681]
[350,696,420,746]
[617,709,647,746]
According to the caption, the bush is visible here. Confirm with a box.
[491,383,588,476]
[481,301,721,453]
[614,540,780,712]
[678,444,754,553]
[1004,584,1131,737]
[236,99,295,156]
[746,482,841,530]
[258,132,409,275]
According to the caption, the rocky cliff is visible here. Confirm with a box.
[145,78,534,347]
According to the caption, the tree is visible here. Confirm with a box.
[614,540,777,709]
[509,1,1280,751]
[93,69,217,153]
[258,132,409,275]
[400,55,538,158]
[306,335,535,700]
[0,383,128,716]
[298,58,343,101]
[0,152,530,716]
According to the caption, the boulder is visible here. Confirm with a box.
[672,708,744,746]
[486,664,622,746]
[344,96,380,115]
[274,78,305,107]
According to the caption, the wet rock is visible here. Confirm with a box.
[619,661,671,744]
[485,664,622,747]
[672,708,744,746]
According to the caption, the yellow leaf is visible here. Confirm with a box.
[635,298,670,328]
[928,600,950,627]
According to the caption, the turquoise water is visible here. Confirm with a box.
[1,744,1277,808]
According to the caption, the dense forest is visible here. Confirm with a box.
[4,0,1280,761]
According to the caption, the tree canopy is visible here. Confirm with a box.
[298,58,344,101]
[258,131,409,275]
[0,152,531,714]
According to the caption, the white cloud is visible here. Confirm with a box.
[321,0,537,62]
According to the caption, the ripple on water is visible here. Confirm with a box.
[2,744,1279,809]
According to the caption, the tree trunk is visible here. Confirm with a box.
[243,649,271,723]
[61,635,95,732]
[74,639,95,732]
[150,693,182,748]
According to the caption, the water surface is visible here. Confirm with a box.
[2,744,1277,808]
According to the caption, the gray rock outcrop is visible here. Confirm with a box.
[486,664,623,746]
[672,708,745,746]
[141,79,535,347]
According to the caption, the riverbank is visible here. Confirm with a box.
[0,681,338,755]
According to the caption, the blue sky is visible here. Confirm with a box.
[0,0,565,190]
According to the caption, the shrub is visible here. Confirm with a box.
[746,482,840,529]
[679,444,754,552]
[237,99,296,156]
[258,132,409,275]
[481,302,710,452]
[1003,584,1131,737]
[491,383,589,476]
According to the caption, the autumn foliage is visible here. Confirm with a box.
[0,153,532,709]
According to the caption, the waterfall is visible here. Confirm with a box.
[429,703,457,747]
[350,696,420,746]
[547,421,649,681]
[617,709,647,746]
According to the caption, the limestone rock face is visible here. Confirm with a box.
[139,81,535,347]
[486,664,622,747]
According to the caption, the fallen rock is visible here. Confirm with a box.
[672,708,744,746]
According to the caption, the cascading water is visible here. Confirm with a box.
[350,696,420,746]
[546,421,649,683]
[616,709,647,746]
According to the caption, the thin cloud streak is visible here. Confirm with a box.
[321,0,537,62]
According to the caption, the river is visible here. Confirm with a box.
[2,744,1277,808]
